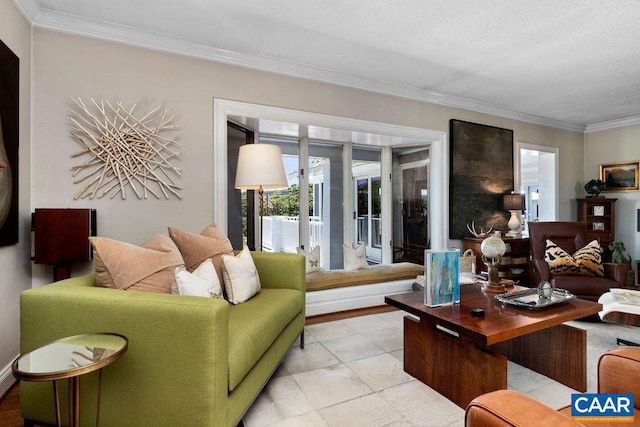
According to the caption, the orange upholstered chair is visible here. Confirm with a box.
[465,346,640,426]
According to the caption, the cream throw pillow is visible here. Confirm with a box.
[297,246,323,274]
[90,233,184,293]
[222,246,261,304]
[343,243,369,271]
[172,259,224,298]
[168,224,234,285]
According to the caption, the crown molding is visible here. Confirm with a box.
[18,3,589,133]
[584,115,640,133]
[11,0,40,22]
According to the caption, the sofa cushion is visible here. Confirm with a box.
[172,259,224,298]
[545,239,604,277]
[90,233,184,293]
[227,288,303,391]
[221,246,261,304]
[168,224,233,285]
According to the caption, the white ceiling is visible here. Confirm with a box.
[13,0,640,132]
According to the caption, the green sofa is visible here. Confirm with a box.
[19,251,305,426]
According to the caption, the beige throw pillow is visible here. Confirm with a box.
[343,243,370,271]
[90,233,184,293]
[168,224,233,284]
[172,258,224,298]
[221,246,261,304]
[297,246,323,274]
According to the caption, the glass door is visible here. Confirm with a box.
[353,146,381,264]
[392,147,429,264]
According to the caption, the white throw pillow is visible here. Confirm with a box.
[297,246,323,274]
[343,243,370,271]
[172,259,224,298]
[221,246,261,304]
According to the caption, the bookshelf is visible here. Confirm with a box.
[577,198,617,262]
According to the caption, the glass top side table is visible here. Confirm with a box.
[12,333,128,427]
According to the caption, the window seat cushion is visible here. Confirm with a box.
[306,262,424,292]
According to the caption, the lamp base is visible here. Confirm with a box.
[507,210,522,238]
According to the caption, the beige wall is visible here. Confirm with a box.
[0,0,31,396]
[585,125,640,264]
[31,31,585,274]
[1,17,596,393]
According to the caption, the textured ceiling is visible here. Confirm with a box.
[15,0,640,131]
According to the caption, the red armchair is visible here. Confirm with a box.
[528,222,629,302]
[465,346,640,426]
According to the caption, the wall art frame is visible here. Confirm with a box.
[449,119,513,239]
[599,161,639,192]
[69,98,182,200]
[0,38,19,246]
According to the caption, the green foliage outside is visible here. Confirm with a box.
[241,184,315,237]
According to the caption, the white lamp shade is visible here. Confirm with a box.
[235,144,288,190]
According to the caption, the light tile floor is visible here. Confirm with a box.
[243,310,638,426]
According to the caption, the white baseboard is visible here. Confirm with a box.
[306,279,414,316]
[0,357,17,398]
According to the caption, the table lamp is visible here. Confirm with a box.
[503,193,525,237]
[480,235,507,292]
[32,208,97,281]
[235,144,288,251]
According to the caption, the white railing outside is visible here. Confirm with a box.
[261,216,323,253]
[262,216,380,263]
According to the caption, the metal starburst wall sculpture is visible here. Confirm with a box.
[69,98,181,200]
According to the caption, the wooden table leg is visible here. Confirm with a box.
[403,315,508,408]
[490,323,588,391]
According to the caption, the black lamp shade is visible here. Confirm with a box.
[503,193,525,211]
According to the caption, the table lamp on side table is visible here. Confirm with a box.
[503,193,525,238]
[235,144,288,251]
[32,208,97,282]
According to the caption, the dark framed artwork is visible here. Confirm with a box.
[449,120,513,239]
[0,39,19,246]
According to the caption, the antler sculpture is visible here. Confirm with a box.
[466,221,493,238]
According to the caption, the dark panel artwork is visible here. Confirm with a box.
[0,38,19,246]
[449,120,513,239]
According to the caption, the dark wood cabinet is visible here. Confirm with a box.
[577,198,616,262]
[463,237,531,286]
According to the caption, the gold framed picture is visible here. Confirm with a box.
[593,205,605,216]
[599,161,640,192]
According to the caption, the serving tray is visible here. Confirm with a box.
[495,287,576,309]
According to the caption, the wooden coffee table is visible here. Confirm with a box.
[385,285,602,408]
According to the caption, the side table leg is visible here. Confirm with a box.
[52,380,61,427]
[96,368,103,427]
[68,376,80,427]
